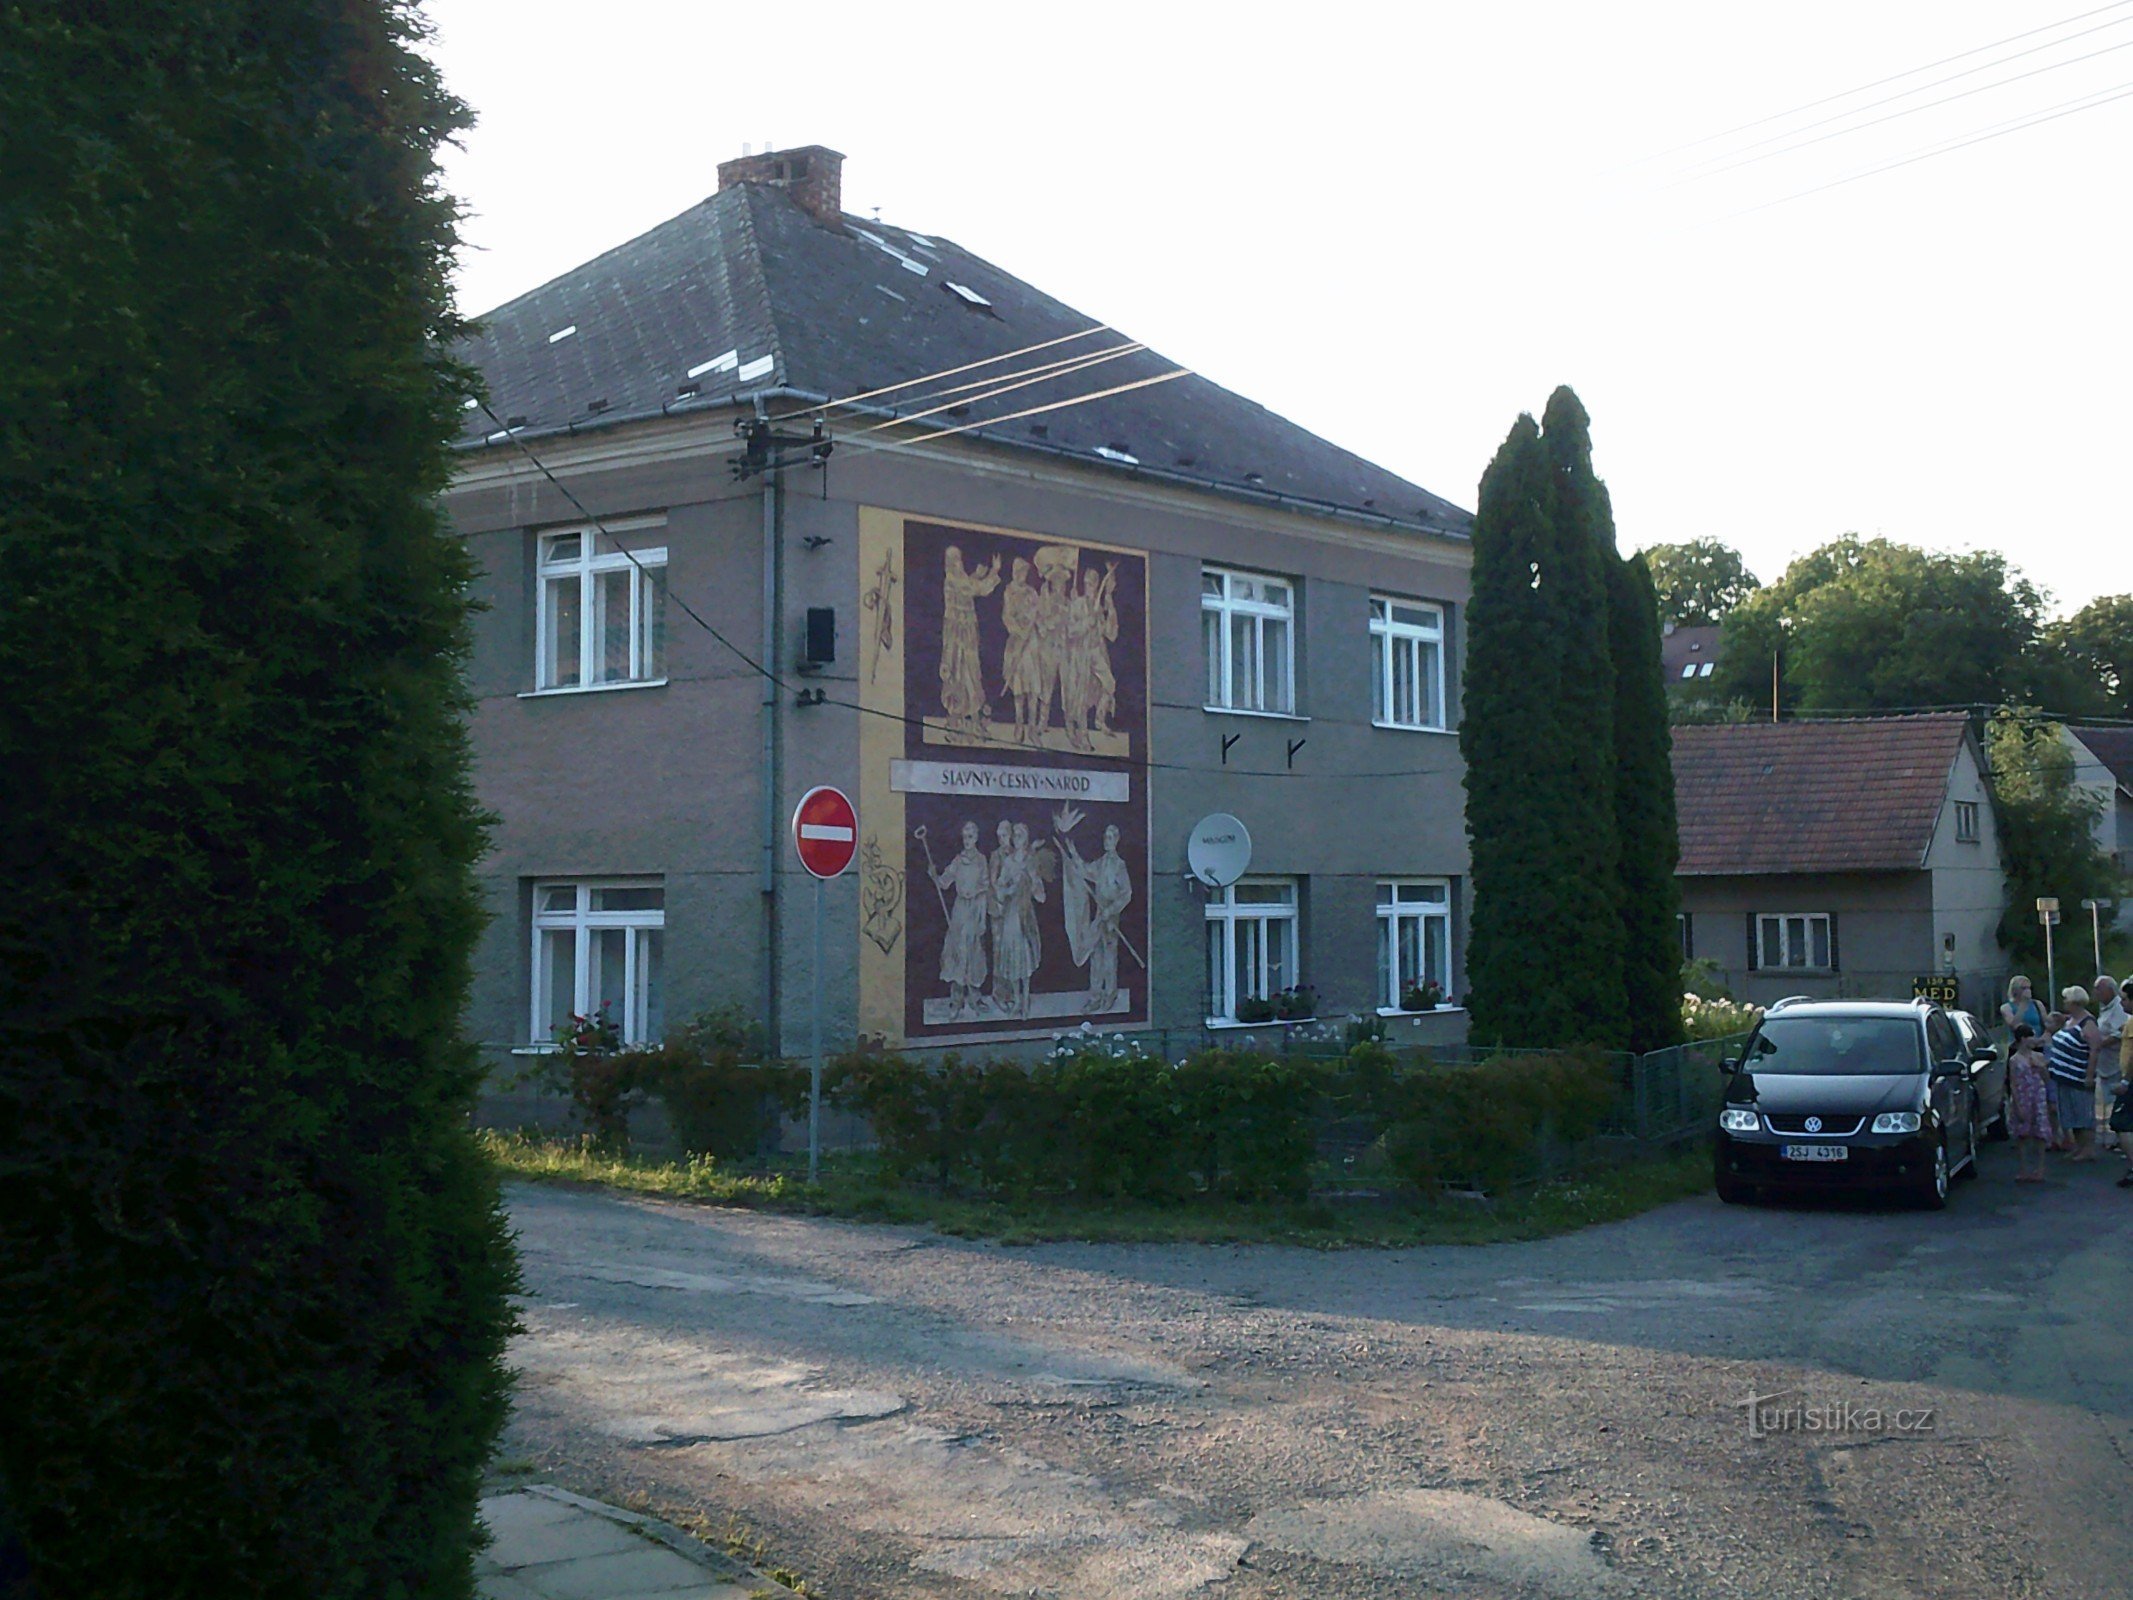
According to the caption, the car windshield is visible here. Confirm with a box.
[1742,1016,1924,1076]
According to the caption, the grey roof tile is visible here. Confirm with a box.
[456,184,1470,536]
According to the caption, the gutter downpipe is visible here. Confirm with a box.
[758,395,783,1056]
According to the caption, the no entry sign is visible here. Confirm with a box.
[792,785,857,879]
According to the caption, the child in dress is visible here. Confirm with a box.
[2007,1024,2055,1182]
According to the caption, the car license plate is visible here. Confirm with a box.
[1781,1144,1848,1162]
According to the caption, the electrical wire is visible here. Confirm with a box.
[1638,0,2133,163]
[1722,76,2133,216]
[838,341,1146,424]
[847,369,1193,452]
[763,325,1114,425]
[853,342,1149,433]
[1675,29,2133,185]
[471,398,1463,782]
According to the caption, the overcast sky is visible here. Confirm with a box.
[424,1,2128,615]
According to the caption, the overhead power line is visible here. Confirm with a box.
[1727,76,2133,216]
[766,325,1113,425]
[1643,0,2133,163]
[854,342,1149,433]
[1677,29,2133,185]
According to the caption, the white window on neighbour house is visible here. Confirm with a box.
[536,525,667,690]
[1756,912,1834,972]
[1205,878,1300,1021]
[1955,800,1980,842]
[1377,879,1452,1008]
[1370,597,1446,730]
[531,881,665,1045]
[1202,567,1296,714]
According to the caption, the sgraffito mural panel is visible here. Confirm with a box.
[858,510,1150,1045]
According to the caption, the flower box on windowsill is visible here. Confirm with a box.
[1207,1014,1319,1031]
[1375,1004,1465,1019]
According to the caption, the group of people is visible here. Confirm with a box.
[937,544,1120,749]
[2002,973,2133,1185]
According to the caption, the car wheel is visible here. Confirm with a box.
[1917,1137,1951,1210]
[1715,1170,1754,1205]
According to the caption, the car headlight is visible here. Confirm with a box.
[1719,1108,1760,1133]
[1871,1111,1922,1134]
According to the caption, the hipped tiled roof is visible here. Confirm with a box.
[1671,715,1970,875]
[453,182,1471,537]
[2069,725,2133,793]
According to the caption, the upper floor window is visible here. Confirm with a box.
[1202,567,1295,715]
[1954,800,1980,842]
[537,525,667,690]
[531,880,665,1046]
[1370,597,1446,730]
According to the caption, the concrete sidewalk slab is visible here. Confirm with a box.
[477,1486,758,1600]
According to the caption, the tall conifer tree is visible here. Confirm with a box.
[1534,388,1629,1048]
[1462,417,1556,1044]
[0,6,515,1596]
[1612,552,1686,1051]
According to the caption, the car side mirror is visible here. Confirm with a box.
[1933,1058,1966,1078]
[1970,1048,1997,1064]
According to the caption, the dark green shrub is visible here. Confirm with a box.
[1385,1051,1619,1195]
[1174,1051,1322,1201]
[625,1009,792,1162]
[0,6,514,1596]
[1032,1052,1191,1200]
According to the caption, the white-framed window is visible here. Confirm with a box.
[1202,567,1296,714]
[531,880,665,1045]
[1756,912,1833,972]
[1954,800,1980,842]
[1369,597,1446,730]
[1679,663,1698,680]
[536,523,667,690]
[1377,879,1451,1008]
[1205,877,1300,1021]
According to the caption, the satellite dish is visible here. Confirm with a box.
[1187,813,1252,889]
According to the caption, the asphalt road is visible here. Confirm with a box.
[503,1146,2133,1600]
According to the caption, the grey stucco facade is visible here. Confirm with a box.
[446,414,1475,1083]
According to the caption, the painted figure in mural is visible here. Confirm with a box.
[1030,546,1078,740]
[986,819,1015,1009]
[990,821,1047,1019]
[1058,568,1098,752]
[998,556,1043,745]
[1087,562,1119,732]
[931,819,992,1019]
[1060,822,1133,1011]
[939,546,1001,736]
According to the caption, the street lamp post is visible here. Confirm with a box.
[2082,897,2104,980]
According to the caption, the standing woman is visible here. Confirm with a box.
[2045,988,2104,1163]
[2003,975,2046,1036]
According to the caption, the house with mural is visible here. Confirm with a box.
[1670,715,2007,1012]
[443,145,1476,1094]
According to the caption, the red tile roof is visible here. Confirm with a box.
[1671,715,1970,875]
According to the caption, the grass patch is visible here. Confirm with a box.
[482,1131,1711,1247]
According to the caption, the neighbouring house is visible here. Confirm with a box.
[2065,725,2133,928]
[1660,622,1723,698]
[444,144,1477,1110]
[1670,715,2007,1012]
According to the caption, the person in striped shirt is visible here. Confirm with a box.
[2045,988,2104,1164]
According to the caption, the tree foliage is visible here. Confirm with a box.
[1464,390,1676,1050]
[1639,539,1760,626]
[0,6,515,1597]
[1984,710,2120,967]
[2043,594,2133,721]
[1712,536,2048,713]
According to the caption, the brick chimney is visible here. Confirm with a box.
[716,144,845,226]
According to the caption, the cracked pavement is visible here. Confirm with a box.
[502,1148,2133,1598]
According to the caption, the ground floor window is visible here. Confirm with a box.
[1377,879,1450,1008]
[1205,878,1300,1021]
[532,880,665,1045]
[1755,911,1833,972]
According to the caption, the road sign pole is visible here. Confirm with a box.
[809,873,824,1184]
[2045,916,2056,1008]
